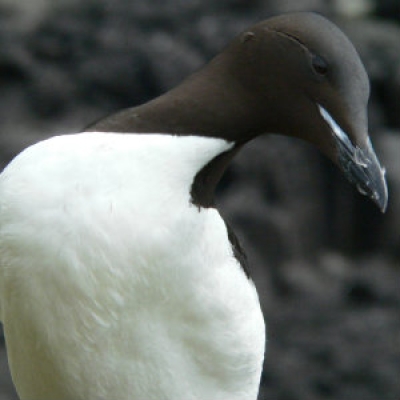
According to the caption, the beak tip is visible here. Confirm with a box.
[375,178,388,214]
[357,165,388,213]
[375,194,388,214]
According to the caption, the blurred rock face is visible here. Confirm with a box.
[0,1,399,400]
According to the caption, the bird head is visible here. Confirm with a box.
[220,12,387,211]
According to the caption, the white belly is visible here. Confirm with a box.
[0,133,265,400]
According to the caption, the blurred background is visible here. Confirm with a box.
[0,0,399,399]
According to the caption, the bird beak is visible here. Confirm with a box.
[318,105,388,213]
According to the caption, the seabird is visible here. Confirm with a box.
[0,12,388,400]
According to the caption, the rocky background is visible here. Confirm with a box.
[0,0,399,399]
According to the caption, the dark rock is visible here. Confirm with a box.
[375,0,400,22]
[258,255,400,400]
[340,18,400,130]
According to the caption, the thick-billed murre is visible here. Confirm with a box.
[0,12,388,400]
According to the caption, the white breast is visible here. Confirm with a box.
[0,132,265,400]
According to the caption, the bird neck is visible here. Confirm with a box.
[87,54,267,143]
[86,50,279,208]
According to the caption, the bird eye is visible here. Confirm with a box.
[311,54,328,76]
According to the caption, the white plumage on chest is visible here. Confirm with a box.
[0,132,265,400]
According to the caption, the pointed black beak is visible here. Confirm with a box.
[337,137,388,213]
[319,105,388,213]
